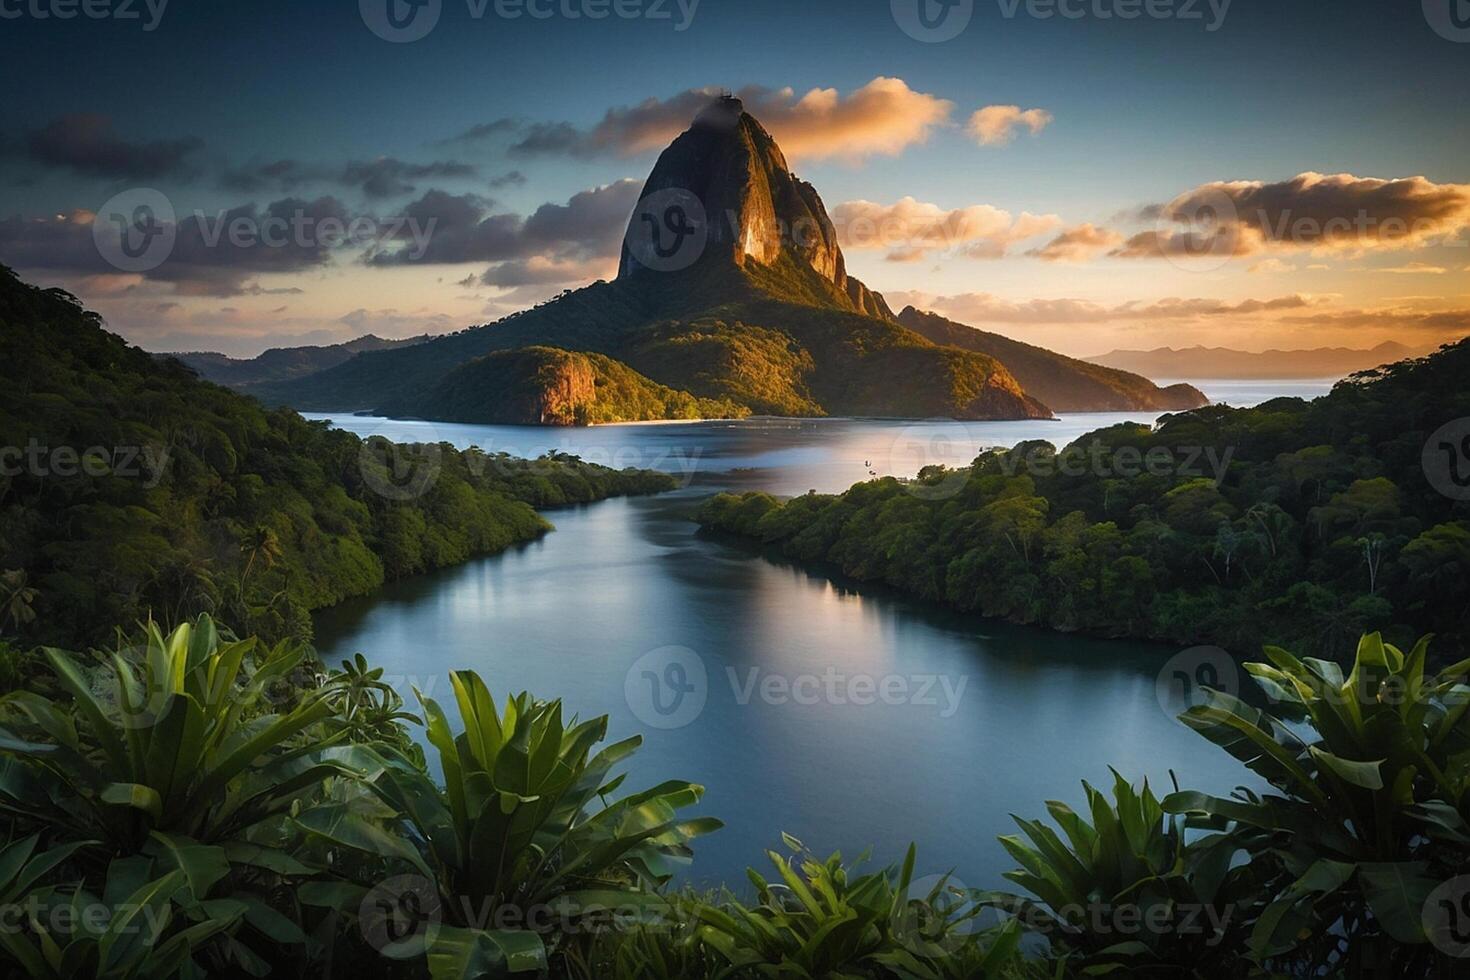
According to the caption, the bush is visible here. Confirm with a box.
[1,618,1466,978]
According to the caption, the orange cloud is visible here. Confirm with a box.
[1374,262,1448,275]
[495,78,954,163]
[1116,172,1470,260]
[967,105,1053,147]
[1249,259,1297,274]
[756,78,954,161]
[1026,223,1123,262]
[831,197,1059,260]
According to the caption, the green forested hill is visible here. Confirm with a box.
[0,266,674,648]
[700,340,1470,657]
[261,256,1053,422]
[389,344,747,424]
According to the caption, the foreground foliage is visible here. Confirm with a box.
[1164,633,1470,975]
[1,617,1467,977]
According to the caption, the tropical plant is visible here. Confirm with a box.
[0,615,359,852]
[984,772,1258,977]
[694,836,1027,979]
[327,652,424,760]
[1163,632,1470,975]
[0,830,297,979]
[353,670,721,977]
[568,894,731,980]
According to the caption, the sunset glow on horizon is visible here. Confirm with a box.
[1,0,1466,360]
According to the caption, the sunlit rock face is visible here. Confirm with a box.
[618,96,892,319]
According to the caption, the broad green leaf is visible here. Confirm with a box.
[1359,862,1436,943]
[1309,748,1384,790]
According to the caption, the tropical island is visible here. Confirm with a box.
[246,99,1205,427]
[3,3,1469,974]
[1,263,1467,977]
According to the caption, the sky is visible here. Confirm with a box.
[1,0,1468,358]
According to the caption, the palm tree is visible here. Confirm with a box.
[238,524,282,599]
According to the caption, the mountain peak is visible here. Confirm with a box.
[618,98,891,318]
[692,93,748,132]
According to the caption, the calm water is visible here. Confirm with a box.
[306,385,1309,889]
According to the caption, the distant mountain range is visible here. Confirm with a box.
[254,97,1207,425]
[1085,342,1430,380]
[166,334,430,388]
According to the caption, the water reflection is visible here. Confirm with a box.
[310,405,1283,889]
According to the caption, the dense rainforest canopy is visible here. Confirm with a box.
[0,265,674,650]
[700,338,1470,658]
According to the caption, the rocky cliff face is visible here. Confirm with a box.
[390,347,598,426]
[619,97,892,319]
